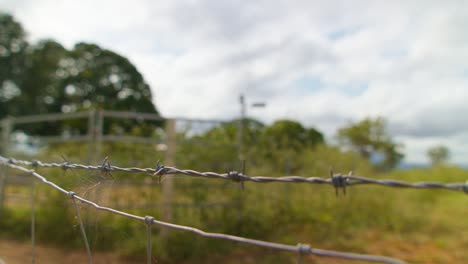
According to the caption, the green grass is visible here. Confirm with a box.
[1,149,467,263]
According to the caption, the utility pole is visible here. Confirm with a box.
[237,94,266,161]
[238,95,246,161]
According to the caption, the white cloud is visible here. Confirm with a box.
[1,0,468,165]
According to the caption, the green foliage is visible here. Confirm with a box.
[3,139,468,263]
[0,13,28,115]
[427,145,450,166]
[337,117,404,171]
[177,118,324,175]
[262,120,324,151]
[0,13,160,136]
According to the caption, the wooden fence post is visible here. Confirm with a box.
[0,118,12,211]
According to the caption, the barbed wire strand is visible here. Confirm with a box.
[2,157,467,194]
[0,159,406,264]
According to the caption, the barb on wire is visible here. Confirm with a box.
[2,156,467,194]
[0,158,406,264]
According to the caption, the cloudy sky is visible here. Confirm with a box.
[2,0,468,165]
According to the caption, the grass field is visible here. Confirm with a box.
[1,163,467,263]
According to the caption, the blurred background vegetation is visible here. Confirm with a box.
[1,11,467,264]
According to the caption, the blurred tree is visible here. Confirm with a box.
[337,117,403,171]
[261,120,324,151]
[0,13,28,117]
[0,13,160,136]
[58,43,156,114]
[177,118,264,172]
[260,120,324,174]
[8,40,68,135]
[54,43,160,135]
[427,145,450,166]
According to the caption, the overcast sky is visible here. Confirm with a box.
[2,0,468,165]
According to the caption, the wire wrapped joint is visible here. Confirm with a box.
[61,162,70,171]
[101,157,112,172]
[331,173,349,196]
[67,191,76,199]
[154,161,167,175]
[145,216,155,226]
[227,171,246,190]
[153,161,168,183]
[31,160,40,167]
[297,243,311,254]
[227,171,244,182]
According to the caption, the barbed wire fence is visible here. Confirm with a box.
[1,156,467,264]
[1,111,468,263]
[0,110,234,229]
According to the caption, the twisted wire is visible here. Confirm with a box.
[2,156,466,193]
[0,158,406,264]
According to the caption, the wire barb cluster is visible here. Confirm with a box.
[0,156,411,264]
[2,156,467,194]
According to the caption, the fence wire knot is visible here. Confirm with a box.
[297,243,311,264]
[31,160,40,167]
[153,161,167,183]
[101,157,111,171]
[145,216,155,226]
[100,157,113,179]
[154,161,166,174]
[61,161,70,171]
[297,243,311,254]
[227,171,243,182]
[331,171,349,196]
[227,170,246,191]
[67,191,76,198]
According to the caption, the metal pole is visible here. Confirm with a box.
[0,118,11,211]
[94,110,104,163]
[86,110,96,164]
[30,180,36,264]
[145,216,155,264]
[162,119,176,237]
[238,95,246,161]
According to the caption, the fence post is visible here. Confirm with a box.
[86,110,96,164]
[30,179,36,264]
[94,110,104,163]
[162,119,176,237]
[0,118,12,211]
[1,117,11,156]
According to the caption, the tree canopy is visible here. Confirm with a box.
[0,13,159,135]
[337,117,403,171]
[427,145,450,166]
[0,13,27,115]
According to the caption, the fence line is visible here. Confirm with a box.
[0,158,407,264]
[3,157,467,194]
